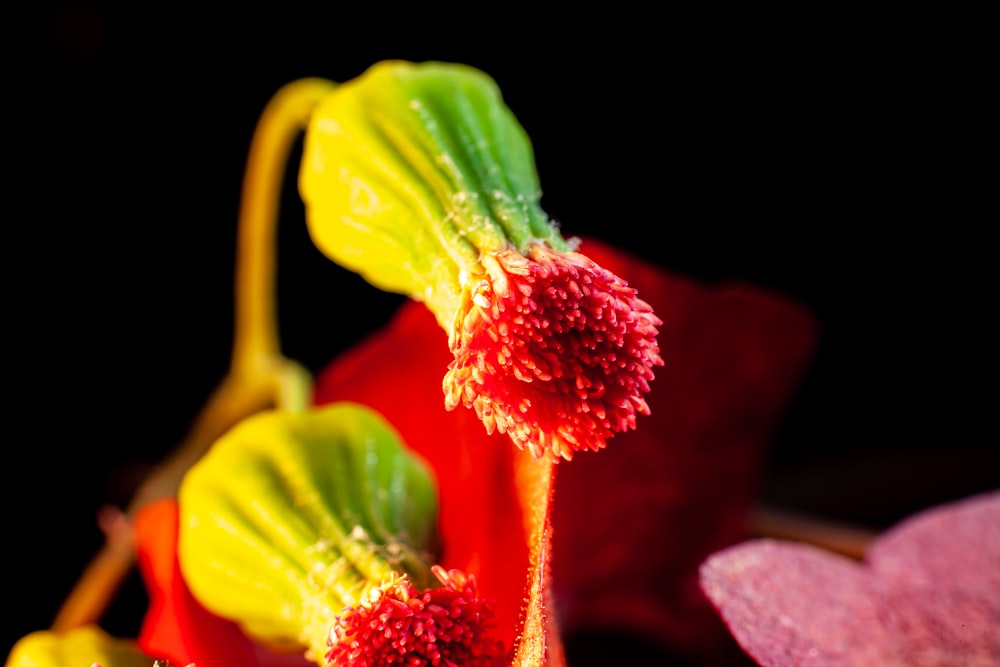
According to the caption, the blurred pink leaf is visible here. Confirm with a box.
[699,490,1000,666]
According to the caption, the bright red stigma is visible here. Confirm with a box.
[325,566,505,667]
[444,244,664,460]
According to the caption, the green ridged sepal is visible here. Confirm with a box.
[177,401,440,661]
[299,60,571,327]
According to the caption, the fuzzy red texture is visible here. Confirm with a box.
[325,566,506,667]
[443,244,664,460]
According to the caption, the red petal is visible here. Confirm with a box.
[133,498,312,667]
[313,299,564,666]
[550,238,819,661]
[444,244,663,459]
[325,567,505,666]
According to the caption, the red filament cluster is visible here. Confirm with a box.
[444,244,664,460]
[325,566,505,667]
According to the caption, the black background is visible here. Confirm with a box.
[9,4,997,664]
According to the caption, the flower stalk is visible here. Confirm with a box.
[50,76,333,634]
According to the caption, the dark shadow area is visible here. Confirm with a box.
[9,4,995,664]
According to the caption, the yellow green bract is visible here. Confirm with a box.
[299,60,571,329]
[5,626,151,667]
[177,401,440,662]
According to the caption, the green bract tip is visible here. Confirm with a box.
[299,60,571,329]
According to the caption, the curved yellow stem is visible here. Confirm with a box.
[232,77,336,389]
[51,77,336,632]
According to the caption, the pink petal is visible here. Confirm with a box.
[866,489,1000,592]
[866,490,1000,666]
[700,491,1000,666]
[699,540,895,666]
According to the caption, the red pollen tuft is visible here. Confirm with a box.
[325,566,506,667]
[443,243,664,460]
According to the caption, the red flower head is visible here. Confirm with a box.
[300,60,663,461]
[443,244,662,460]
[326,567,504,667]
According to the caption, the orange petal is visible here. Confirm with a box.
[133,498,312,667]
